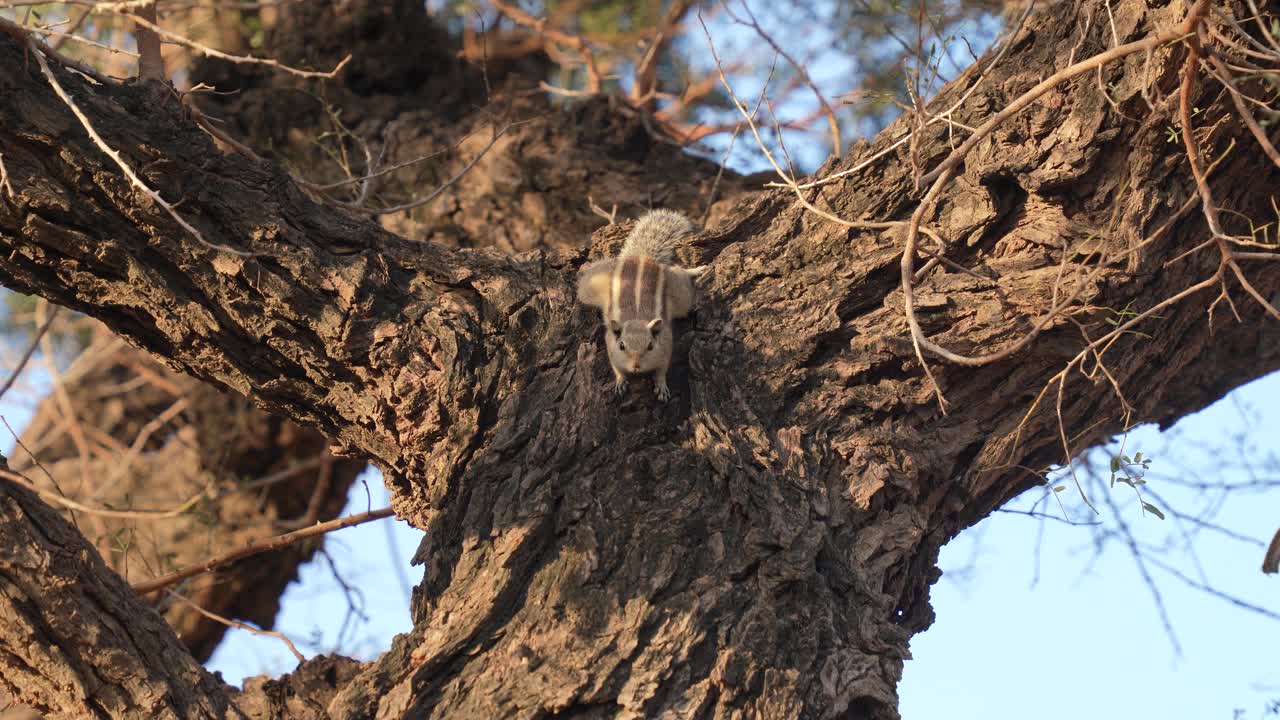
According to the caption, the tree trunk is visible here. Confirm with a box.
[1,0,1278,717]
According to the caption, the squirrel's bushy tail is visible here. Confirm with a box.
[620,209,694,264]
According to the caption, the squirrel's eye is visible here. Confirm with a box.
[618,340,626,351]
[647,340,654,350]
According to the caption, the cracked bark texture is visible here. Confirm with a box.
[0,0,1278,717]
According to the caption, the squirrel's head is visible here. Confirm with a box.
[608,318,664,373]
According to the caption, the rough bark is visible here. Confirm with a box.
[0,0,1278,718]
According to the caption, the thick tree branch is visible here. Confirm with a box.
[0,33,531,482]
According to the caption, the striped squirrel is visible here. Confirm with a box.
[577,210,706,401]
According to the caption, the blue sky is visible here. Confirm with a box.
[901,372,1280,719]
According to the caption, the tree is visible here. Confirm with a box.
[0,0,1278,717]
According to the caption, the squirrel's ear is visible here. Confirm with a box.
[647,318,663,334]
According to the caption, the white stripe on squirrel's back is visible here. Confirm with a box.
[609,256,663,323]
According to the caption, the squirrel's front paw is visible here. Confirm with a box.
[655,382,671,402]
[613,378,629,397]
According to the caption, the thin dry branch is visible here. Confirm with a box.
[1178,16,1280,323]
[1205,54,1280,171]
[166,590,306,663]
[29,38,254,256]
[698,10,956,409]
[918,16,1197,186]
[49,5,90,52]
[1264,528,1280,574]
[0,306,58,402]
[36,26,139,57]
[490,0,602,92]
[0,15,115,85]
[351,123,515,216]
[725,0,841,157]
[633,0,695,106]
[0,152,13,199]
[94,397,188,498]
[111,9,350,79]
[132,506,395,594]
[1,467,203,519]
[767,1,1035,190]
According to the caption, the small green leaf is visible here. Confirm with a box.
[1141,502,1166,520]
[1110,456,1121,472]
[1053,485,1066,492]
[1134,452,1142,463]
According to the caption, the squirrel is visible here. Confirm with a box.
[576,209,706,401]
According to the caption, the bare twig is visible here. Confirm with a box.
[920,16,1197,186]
[490,0,602,92]
[0,467,202,520]
[725,0,841,157]
[114,9,350,79]
[633,0,695,107]
[588,194,618,225]
[166,590,306,663]
[897,3,1208,378]
[30,39,254,256]
[1095,473,1183,654]
[1205,54,1280,171]
[132,506,396,594]
[29,24,139,57]
[301,127,486,193]
[94,398,189,498]
[1,417,77,530]
[994,507,1102,526]
[0,15,115,85]
[354,124,515,216]
[1264,528,1280,574]
[49,6,90,52]
[702,122,741,228]
[0,306,59,402]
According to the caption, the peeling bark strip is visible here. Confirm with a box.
[0,0,1279,717]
